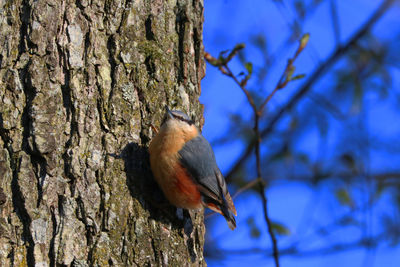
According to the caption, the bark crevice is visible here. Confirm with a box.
[10,157,35,267]
[106,34,117,124]
[176,9,188,84]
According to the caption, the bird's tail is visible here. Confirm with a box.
[208,170,237,230]
[221,202,237,230]
[206,200,237,230]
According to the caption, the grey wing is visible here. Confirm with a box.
[178,135,227,201]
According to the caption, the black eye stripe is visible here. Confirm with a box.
[174,115,194,125]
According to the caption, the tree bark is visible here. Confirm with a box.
[0,0,206,266]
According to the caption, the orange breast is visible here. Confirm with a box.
[172,163,202,209]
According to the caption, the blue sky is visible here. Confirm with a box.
[200,0,400,266]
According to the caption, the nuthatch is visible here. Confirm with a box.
[149,108,237,230]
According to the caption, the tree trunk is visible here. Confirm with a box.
[0,0,206,266]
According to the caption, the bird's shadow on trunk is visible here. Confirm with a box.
[115,142,194,232]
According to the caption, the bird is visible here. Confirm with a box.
[148,108,237,230]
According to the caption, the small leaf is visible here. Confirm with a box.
[335,188,353,207]
[300,33,310,50]
[245,62,253,75]
[225,43,246,63]
[286,65,296,81]
[250,226,261,238]
[291,74,306,81]
[271,221,291,236]
[234,43,246,50]
[247,217,261,239]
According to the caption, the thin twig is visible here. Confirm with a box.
[254,113,280,267]
[330,0,341,47]
[232,178,261,199]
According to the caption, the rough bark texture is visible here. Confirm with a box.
[0,0,206,266]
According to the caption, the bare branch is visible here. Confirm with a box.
[254,114,280,267]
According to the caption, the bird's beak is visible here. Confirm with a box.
[166,107,174,119]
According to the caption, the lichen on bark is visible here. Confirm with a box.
[0,0,206,266]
